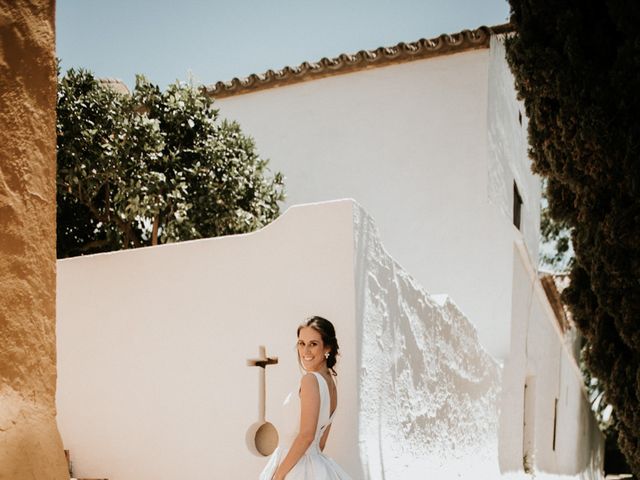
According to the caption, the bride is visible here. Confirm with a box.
[259,316,352,480]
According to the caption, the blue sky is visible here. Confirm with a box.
[57,0,510,90]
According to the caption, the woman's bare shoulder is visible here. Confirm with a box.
[298,372,320,395]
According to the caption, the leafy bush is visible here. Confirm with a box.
[57,69,285,257]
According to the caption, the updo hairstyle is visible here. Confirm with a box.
[297,316,340,376]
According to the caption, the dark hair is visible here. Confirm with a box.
[297,316,340,376]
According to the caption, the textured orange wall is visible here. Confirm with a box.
[0,0,69,478]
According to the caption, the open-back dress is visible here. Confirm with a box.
[259,371,352,479]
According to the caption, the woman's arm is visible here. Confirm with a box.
[272,373,320,480]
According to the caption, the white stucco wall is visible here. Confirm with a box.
[487,35,541,266]
[214,37,538,360]
[57,200,601,479]
[57,201,359,479]
[353,205,502,479]
[499,240,603,479]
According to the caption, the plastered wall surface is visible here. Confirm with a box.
[57,201,360,479]
[0,1,69,478]
[57,200,600,479]
[498,240,603,479]
[57,200,505,479]
[215,41,535,360]
[487,36,541,265]
[353,204,503,479]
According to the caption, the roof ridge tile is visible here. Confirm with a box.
[205,23,512,99]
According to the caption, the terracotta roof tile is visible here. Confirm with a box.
[540,273,573,333]
[206,23,513,99]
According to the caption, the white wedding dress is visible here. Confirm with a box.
[259,371,352,479]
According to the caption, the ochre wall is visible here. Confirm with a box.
[0,1,69,478]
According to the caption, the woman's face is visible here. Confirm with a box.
[297,326,329,372]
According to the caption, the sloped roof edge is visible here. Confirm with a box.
[205,23,513,99]
[540,273,572,333]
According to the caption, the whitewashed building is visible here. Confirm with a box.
[56,25,603,479]
[209,23,603,477]
[211,25,532,361]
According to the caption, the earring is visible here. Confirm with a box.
[324,352,330,359]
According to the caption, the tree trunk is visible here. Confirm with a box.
[151,215,159,246]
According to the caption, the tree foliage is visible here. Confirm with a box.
[505,1,640,474]
[57,69,285,258]
[539,179,574,271]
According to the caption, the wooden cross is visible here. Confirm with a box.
[248,346,278,422]
[247,345,279,369]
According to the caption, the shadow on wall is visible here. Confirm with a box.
[353,203,503,479]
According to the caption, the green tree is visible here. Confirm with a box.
[505,1,640,474]
[539,179,574,271]
[57,69,285,258]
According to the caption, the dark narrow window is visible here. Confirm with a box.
[513,181,523,229]
[552,398,558,451]
[518,110,523,126]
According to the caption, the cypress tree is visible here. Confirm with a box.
[505,1,640,474]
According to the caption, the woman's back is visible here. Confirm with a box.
[259,372,351,479]
[259,317,352,480]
